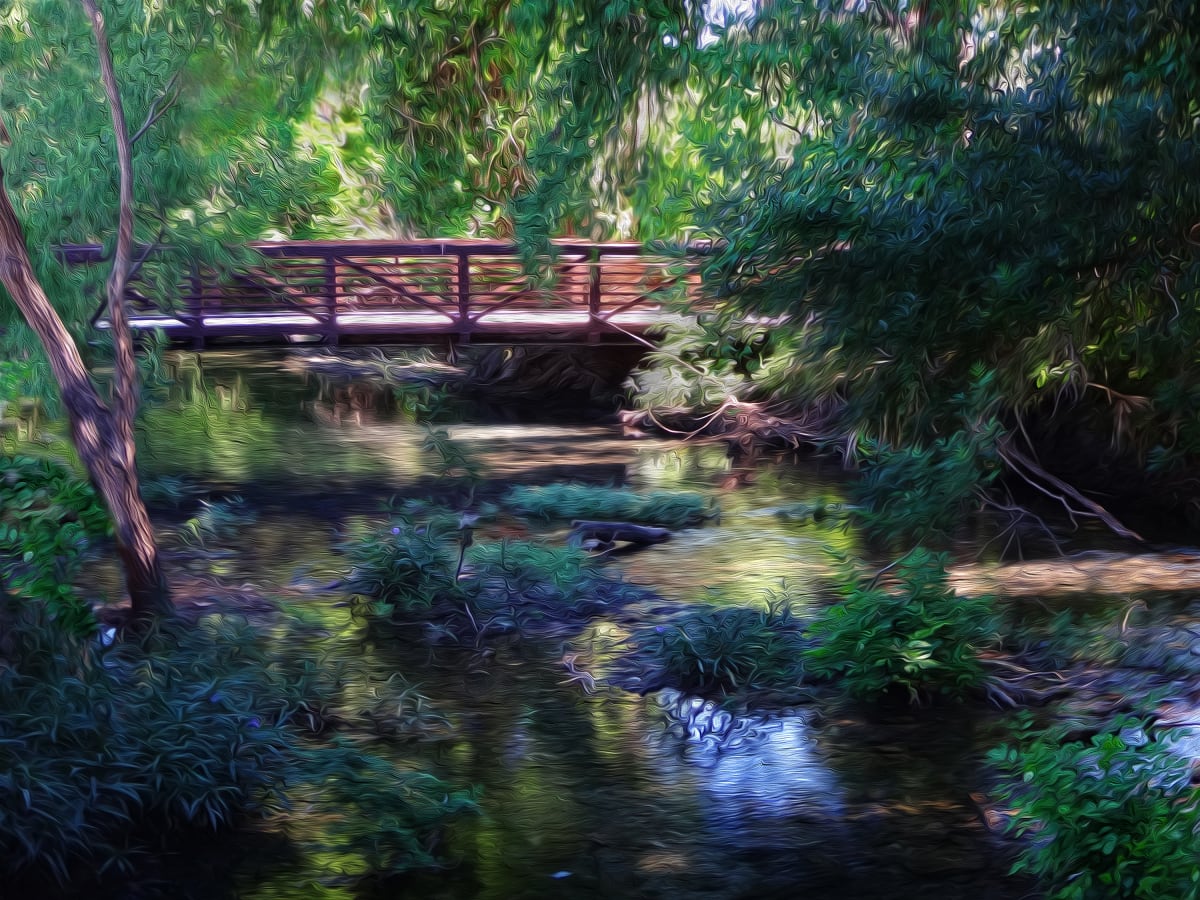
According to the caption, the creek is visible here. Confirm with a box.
[101,348,1055,899]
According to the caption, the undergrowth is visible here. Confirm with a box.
[624,600,812,700]
[990,713,1200,899]
[345,509,649,639]
[804,548,997,703]
[0,455,111,633]
[0,598,475,889]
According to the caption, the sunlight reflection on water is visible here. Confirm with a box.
[648,689,842,824]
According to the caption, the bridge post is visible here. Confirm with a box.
[587,247,602,344]
[323,257,339,346]
[456,251,472,344]
[187,267,205,350]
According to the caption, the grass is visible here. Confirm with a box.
[614,594,814,703]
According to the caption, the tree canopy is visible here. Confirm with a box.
[2,0,1199,542]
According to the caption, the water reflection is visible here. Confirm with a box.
[649,689,843,823]
[120,350,1032,899]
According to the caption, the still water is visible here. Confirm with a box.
[120,349,1032,899]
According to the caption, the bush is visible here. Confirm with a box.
[345,512,640,637]
[0,455,111,632]
[854,423,1001,547]
[467,540,594,607]
[0,602,475,888]
[989,714,1200,899]
[345,515,465,615]
[0,606,292,883]
[502,483,712,528]
[628,601,811,698]
[804,547,996,702]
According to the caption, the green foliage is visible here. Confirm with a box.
[0,607,292,883]
[634,601,810,697]
[176,495,257,548]
[0,355,57,424]
[804,548,996,702]
[345,516,463,616]
[990,714,1200,899]
[0,603,475,888]
[0,455,110,632]
[627,315,769,411]
[139,473,202,508]
[502,483,712,528]
[287,738,477,877]
[467,539,595,611]
[420,426,482,482]
[0,0,343,339]
[855,424,1002,546]
[343,507,641,639]
[696,0,1200,466]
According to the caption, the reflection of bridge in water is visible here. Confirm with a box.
[61,240,705,348]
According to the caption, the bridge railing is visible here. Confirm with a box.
[60,239,702,343]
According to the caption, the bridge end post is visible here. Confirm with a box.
[323,257,339,346]
[456,251,472,344]
[587,247,602,344]
[187,268,205,350]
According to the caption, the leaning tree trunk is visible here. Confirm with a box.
[0,166,172,619]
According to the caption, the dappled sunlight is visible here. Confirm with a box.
[951,550,1200,597]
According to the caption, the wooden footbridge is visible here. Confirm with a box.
[61,239,704,347]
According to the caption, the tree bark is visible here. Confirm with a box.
[0,174,172,618]
[78,0,173,617]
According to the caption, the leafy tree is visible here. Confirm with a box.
[258,0,710,240]
[688,0,1200,524]
[0,0,340,615]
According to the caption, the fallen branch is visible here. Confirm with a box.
[621,398,836,451]
[998,442,1144,543]
[568,520,671,549]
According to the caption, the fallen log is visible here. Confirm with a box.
[568,520,671,550]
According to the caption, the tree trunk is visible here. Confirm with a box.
[0,167,172,619]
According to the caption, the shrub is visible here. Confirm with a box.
[854,424,1001,547]
[467,540,594,606]
[0,605,292,884]
[804,547,996,702]
[989,714,1200,899]
[629,601,811,697]
[502,483,712,528]
[344,515,465,615]
[345,512,637,637]
[0,602,475,888]
[0,455,110,632]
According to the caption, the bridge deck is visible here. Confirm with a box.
[65,239,703,346]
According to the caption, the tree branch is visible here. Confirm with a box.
[998,441,1145,543]
[129,70,182,146]
[80,0,140,437]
